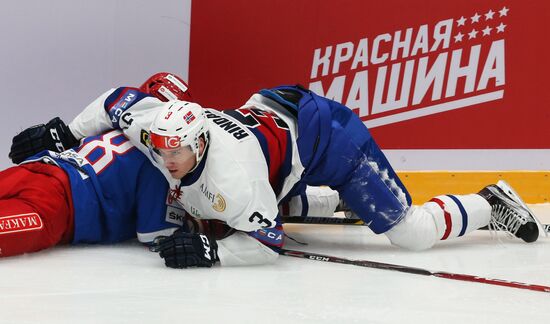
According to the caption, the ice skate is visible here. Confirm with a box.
[478,180,540,243]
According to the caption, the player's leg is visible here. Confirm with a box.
[303,97,412,234]
[262,85,412,233]
[261,86,538,243]
[385,180,539,250]
[0,163,74,257]
[280,186,340,217]
[385,194,491,250]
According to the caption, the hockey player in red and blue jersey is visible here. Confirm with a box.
[0,73,192,257]
[0,128,183,257]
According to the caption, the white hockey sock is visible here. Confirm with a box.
[424,194,491,240]
[280,186,339,217]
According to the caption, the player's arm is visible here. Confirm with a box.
[217,229,281,266]
[69,72,191,139]
[7,87,152,164]
[150,226,281,268]
[8,73,190,164]
[150,182,282,268]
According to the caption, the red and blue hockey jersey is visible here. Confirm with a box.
[25,130,181,244]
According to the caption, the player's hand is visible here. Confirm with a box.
[9,117,79,164]
[150,230,218,268]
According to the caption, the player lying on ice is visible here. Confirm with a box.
[7,83,541,268]
[0,73,191,257]
[1,73,336,258]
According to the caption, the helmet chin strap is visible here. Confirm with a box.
[187,134,209,174]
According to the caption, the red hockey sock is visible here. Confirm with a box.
[0,163,74,257]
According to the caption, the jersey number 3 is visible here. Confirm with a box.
[249,212,273,228]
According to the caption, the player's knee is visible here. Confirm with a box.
[385,207,438,251]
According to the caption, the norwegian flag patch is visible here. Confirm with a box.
[183,111,196,124]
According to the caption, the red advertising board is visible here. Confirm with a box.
[189,0,550,149]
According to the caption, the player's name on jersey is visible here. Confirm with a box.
[204,110,249,140]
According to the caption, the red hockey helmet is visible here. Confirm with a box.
[139,72,192,102]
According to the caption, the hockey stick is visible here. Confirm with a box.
[281,216,550,234]
[282,216,364,225]
[280,248,550,293]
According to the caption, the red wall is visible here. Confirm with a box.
[190,0,550,149]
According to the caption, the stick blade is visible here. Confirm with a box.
[434,272,550,293]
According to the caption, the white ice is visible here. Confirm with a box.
[1,206,550,324]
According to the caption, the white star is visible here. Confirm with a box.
[482,26,492,36]
[457,16,466,26]
[471,13,481,23]
[485,10,495,20]
[454,32,464,42]
[496,23,506,33]
[468,29,478,39]
[499,6,509,17]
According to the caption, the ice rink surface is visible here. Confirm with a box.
[1,206,550,324]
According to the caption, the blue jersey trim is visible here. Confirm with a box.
[104,87,152,128]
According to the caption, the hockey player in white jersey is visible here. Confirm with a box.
[11,84,541,268]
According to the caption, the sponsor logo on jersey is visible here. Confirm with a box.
[212,193,226,212]
[140,129,151,147]
[250,227,284,247]
[189,205,202,218]
[199,183,226,213]
[0,213,43,235]
[308,7,509,127]
[204,110,250,141]
[51,149,88,168]
[200,183,215,203]
[110,89,138,127]
[165,205,185,226]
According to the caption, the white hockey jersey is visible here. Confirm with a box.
[69,87,306,265]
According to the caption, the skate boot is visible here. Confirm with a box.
[478,180,539,243]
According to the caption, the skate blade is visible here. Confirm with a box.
[496,180,547,237]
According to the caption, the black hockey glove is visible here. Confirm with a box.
[9,117,79,164]
[150,230,218,269]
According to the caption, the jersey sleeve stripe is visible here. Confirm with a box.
[104,87,153,128]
